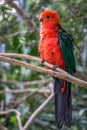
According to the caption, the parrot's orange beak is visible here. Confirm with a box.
[39,16,43,22]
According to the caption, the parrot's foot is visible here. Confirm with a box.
[41,59,45,65]
[52,65,60,71]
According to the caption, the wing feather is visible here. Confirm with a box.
[59,31,76,74]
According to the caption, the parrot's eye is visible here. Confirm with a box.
[46,15,50,18]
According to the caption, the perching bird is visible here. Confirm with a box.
[38,10,76,129]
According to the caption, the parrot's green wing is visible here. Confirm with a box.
[59,31,76,74]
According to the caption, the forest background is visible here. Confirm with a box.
[0,0,87,130]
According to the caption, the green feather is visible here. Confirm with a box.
[59,31,76,74]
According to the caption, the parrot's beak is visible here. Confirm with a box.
[39,16,43,22]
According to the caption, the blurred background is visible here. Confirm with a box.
[0,0,87,130]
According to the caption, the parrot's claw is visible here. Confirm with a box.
[41,59,45,64]
[52,65,60,71]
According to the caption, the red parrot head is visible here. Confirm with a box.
[39,10,60,26]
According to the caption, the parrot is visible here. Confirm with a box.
[38,10,76,129]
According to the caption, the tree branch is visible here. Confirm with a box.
[0,88,51,94]
[23,93,54,130]
[0,109,22,130]
[0,125,7,130]
[0,54,87,88]
[0,53,86,80]
[5,84,53,108]
[0,78,52,87]
[0,93,54,130]
[5,0,38,35]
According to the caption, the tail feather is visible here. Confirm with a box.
[64,82,72,127]
[54,78,72,129]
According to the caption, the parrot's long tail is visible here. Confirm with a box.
[54,78,72,129]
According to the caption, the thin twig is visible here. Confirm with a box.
[0,109,22,130]
[14,85,51,108]
[5,84,53,108]
[23,93,54,130]
[0,100,4,111]
[0,125,8,130]
[0,78,52,87]
[4,31,28,39]
[0,55,87,88]
[0,88,51,94]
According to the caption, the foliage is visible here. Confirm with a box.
[0,0,87,130]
